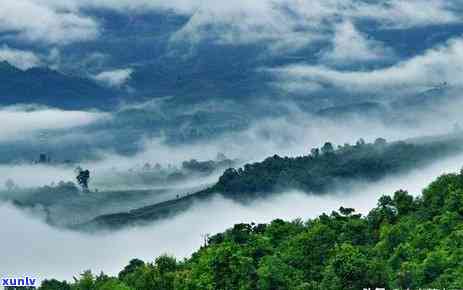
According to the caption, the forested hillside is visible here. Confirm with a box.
[210,135,463,198]
[82,133,463,230]
[35,169,463,289]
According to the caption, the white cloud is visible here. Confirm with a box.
[94,68,133,88]
[0,0,99,45]
[0,105,109,141]
[351,0,460,29]
[0,45,42,70]
[321,21,395,64]
[272,37,463,95]
[155,0,461,50]
[169,0,326,52]
[1,0,459,50]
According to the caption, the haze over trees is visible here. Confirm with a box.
[0,155,238,227]
[79,133,463,230]
[209,135,463,198]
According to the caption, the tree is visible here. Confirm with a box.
[76,167,90,192]
[282,222,336,282]
[97,279,133,290]
[393,190,415,216]
[321,142,335,155]
[190,243,255,290]
[119,259,145,280]
[72,270,95,290]
[39,279,71,290]
[339,207,355,216]
[374,138,387,146]
[310,148,320,158]
[5,178,16,191]
[321,243,382,290]
[155,255,177,275]
[356,138,366,146]
[257,256,303,290]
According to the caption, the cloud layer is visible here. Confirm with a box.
[1,0,460,49]
[94,68,133,88]
[0,0,99,45]
[272,37,463,95]
[0,45,42,69]
[320,21,395,65]
[0,105,109,141]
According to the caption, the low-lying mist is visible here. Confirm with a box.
[2,93,463,190]
[3,109,458,190]
[2,153,463,282]
[0,164,75,189]
[97,104,463,168]
[0,105,108,142]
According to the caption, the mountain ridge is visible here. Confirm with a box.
[0,61,119,110]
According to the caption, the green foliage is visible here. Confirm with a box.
[212,137,463,198]
[40,279,71,290]
[257,256,304,290]
[118,259,145,280]
[40,169,463,289]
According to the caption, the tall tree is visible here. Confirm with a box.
[76,167,91,192]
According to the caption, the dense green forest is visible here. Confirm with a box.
[33,169,463,289]
[210,135,463,198]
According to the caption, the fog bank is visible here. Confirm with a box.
[0,105,108,142]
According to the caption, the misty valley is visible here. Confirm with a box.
[3,155,237,227]
[3,0,463,289]
[3,131,463,232]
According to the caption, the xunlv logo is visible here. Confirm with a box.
[1,277,37,287]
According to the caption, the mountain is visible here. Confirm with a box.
[316,101,387,119]
[0,61,119,110]
[78,132,463,230]
[79,190,211,230]
[391,83,457,110]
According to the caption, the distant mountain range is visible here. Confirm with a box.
[1,55,457,118]
[0,61,119,110]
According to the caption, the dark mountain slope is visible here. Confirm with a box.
[316,101,387,119]
[0,61,118,110]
